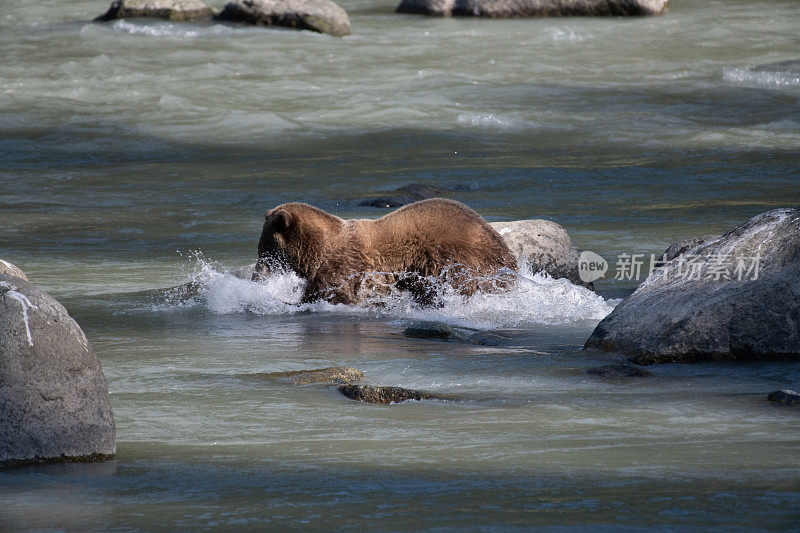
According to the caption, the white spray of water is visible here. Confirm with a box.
[0,281,38,346]
[175,257,616,329]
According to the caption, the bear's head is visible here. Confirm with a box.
[252,203,341,282]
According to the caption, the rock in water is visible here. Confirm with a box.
[338,384,441,404]
[767,390,800,406]
[490,219,592,289]
[584,362,653,378]
[753,60,800,74]
[95,0,217,22]
[0,259,27,281]
[585,207,800,364]
[0,275,116,467]
[357,183,453,208]
[218,0,351,36]
[396,0,667,17]
[267,366,363,385]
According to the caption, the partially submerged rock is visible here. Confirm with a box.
[490,219,592,289]
[584,362,653,378]
[0,275,116,467]
[0,259,27,281]
[396,0,667,17]
[265,366,363,385]
[358,183,452,208]
[754,60,800,74]
[403,321,510,346]
[767,390,800,406]
[95,0,217,22]
[585,207,800,364]
[338,384,443,404]
[218,0,351,36]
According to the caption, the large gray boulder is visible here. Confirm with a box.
[1,275,116,467]
[218,0,351,36]
[397,0,667,17]
[95,0,217,22]
[490,220,592,289]
[0,259,27,281]
[585,207,800,364]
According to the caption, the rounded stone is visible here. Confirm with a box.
[95,0,218,22]
[0,274,116,467]
[218,0,351,37]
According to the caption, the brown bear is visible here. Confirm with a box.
[252,198,517,305]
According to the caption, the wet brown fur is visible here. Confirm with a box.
[253,198,517,305]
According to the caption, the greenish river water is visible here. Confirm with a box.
[1,0,800,529]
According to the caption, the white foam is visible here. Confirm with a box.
[175,257,616,329]
[548,28,588,43]
[723,66,800,89]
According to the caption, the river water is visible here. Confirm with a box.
[2,0,800,529]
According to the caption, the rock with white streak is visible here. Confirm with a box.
[0,275,116,467]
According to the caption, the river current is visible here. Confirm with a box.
[1,0,800,529]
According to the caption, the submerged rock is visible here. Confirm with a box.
[490,219,592,289]
[585,207,800,364]
[584,362,653,378]
[95,0,217,22]
[218,0,351,36]
[0,259,27,281]
[0,275,116,467]
[404,321,463,341]
[403,321,510,346]
[357,183,452,208]
[396,0,667,17]
[266,366,363,385]
[767,390,800,406]
[754,60,800,74]
[338,384,443,404]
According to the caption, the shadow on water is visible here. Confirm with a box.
[1,446,799,530]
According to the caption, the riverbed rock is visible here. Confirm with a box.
[403,321,510,346]
[338,384,442,404]
[0,259,27,281]
[218,0,351,36]
[658,234,721,263]
[358,183,452,208]
[267,366,363,385]
[396,0,667,17]
[585,207,800,364]
[767,390,800,406]
[490,219,592,289]
[584,362,653,378]
[95,0,217,22]
[0,275,116,467]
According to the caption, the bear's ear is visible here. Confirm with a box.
[271,209,293,233]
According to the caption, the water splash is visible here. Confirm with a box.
[165,256,616,329]
[722,66,800,90]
